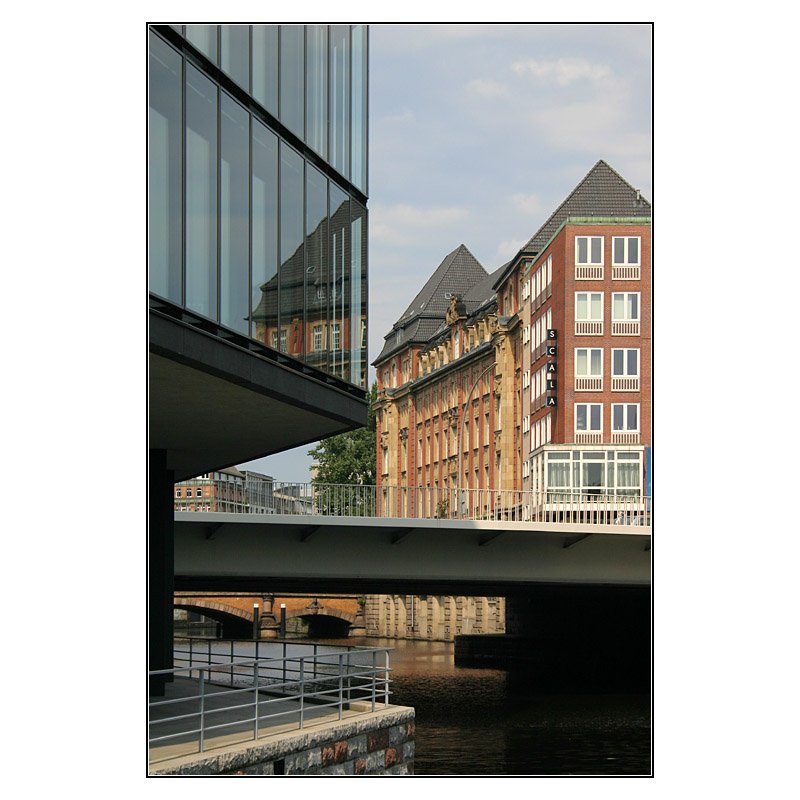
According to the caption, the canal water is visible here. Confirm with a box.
[342,636,651,776]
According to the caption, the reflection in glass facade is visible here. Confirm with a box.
[148,25,368,389]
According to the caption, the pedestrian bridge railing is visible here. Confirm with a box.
[182,483,652,526]
[149,639,392,757]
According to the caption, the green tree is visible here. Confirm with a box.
[308,382,377,486]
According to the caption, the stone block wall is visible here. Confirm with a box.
[151,706,415,776]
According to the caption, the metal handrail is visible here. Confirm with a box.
[149,644,393,757]
[173,482,651,526]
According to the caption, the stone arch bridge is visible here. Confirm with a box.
[174,593,365,639]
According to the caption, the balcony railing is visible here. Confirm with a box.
[574,431,603,444]
[612,376,640,392]
[174,482,650,526]
[575,376,602,391]
[611,320,640,335]
[575,320,603,335]
[612,264,640,280]
[575,265,604,280]
[611,431,641,444]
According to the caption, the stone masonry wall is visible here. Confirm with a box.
[151,706,415,776]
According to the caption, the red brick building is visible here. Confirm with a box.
[374,160,651,511]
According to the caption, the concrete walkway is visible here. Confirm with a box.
[149,676,379,766]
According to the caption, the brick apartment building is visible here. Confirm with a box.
[367,160,651,640]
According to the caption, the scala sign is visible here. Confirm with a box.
[546,330,557,406]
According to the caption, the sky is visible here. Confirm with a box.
[243,22,653,482]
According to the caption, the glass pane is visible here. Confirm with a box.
[590,349,601,374]
[330,184,350,380]
[305,164,328,371]
[221,25,250,90]
[614,237,624,264]
[252,25,279,115]
[613,294,624,319]
[577,237,587,263]
[548,463,570,488]
[590,294,601,319]
[629,294,639,320]
[628,237,639,264]
[306,25,328,158]
[220,94,250,334]
[576,294,587,319]
[330,25,351,178]
[251,120,278,345]
[351,25,368,193]
[613,349,623,375]
[280,25,305,138]
[628,349,638,375]
[613,405,623,430]
[590,405,601,430]
[186,25,218,63]
[591,237,601,263]
[576,405,586,430]
[582,463,604,490]
[351,199,368,388]
[628,405,638,430]
[279,144,304,356]
[148,32,182,304]
[576,349,587,375]
[185,64,218,319]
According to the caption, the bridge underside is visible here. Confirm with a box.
[174,513,650,595]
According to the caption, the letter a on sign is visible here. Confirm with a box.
[546,362,556,373]
[546,396,557,407]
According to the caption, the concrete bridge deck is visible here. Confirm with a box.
[175,512,650,594]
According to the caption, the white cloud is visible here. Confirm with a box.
[510,192,544,216]
[467,78,511,99]
[494,238,527,263]
[512,57,612,86]
[370,203,470,245]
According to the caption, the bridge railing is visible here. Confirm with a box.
[183,482,651,525]
[149,641,392,760]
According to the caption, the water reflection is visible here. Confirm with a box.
[333,636,651,776]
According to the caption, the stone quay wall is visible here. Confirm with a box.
[151,706,415,776]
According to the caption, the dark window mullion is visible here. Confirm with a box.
[180,53,186,308]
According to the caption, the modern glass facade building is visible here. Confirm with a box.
[149,24,368,387]
[148,24,370,692]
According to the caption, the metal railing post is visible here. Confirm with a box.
[253,660,260,740]
[384,649,390,705]
[299,657,305,729]
[338,653,344,720]
[371,649,376,712]
[198,670,206,752]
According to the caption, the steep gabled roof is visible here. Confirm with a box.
[494,160,651,289]
[374,244,488,365]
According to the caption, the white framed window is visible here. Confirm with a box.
[612,292,640,335]
[612,348,640,391]
[575,292,603,335]
[576,236,603,265]
[612,236,641,279]
[523,369,530,389]
[574,348,603,391]
[332,322,341,350]
[576,236,603,279]
[575,403,603,443]
[523,459,530,478]
[522,415,530,433]
[523,324,530,344]
[612,403,640,443]
[313,325,323,351]
[195,488,203,497]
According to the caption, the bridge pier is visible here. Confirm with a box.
[258,594,280,639]
[149,449,174,696]
[455,585,651,692]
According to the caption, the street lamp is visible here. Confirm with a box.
[252,603,260,640]
[279,603,286,639]
[457,362,496,518]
